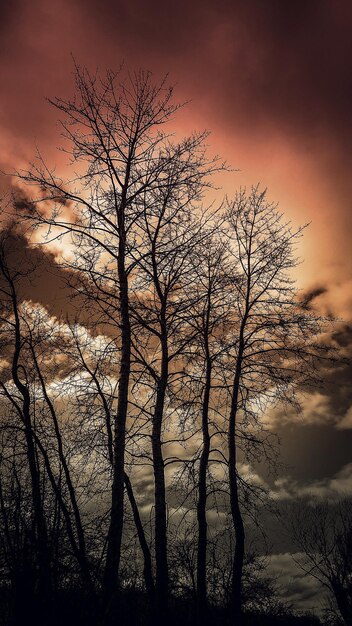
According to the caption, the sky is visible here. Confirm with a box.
[1,0,352,614]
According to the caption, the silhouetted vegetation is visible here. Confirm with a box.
[0,66,338,625]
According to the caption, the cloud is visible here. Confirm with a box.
[261,316,352,433]
[337,406,352,430]
[265,552,327,613]
[309,281,352,321]
[299,286,328,311]
[270,463,352,502]
[264,392,333,429]
[238,463,268,490]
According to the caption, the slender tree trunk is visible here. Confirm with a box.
[79,347,154,601]
[124,473,155,603]
[8,281,52,603]
[33,433,93,591]
[103,218,131,599]
[332,581,352,626]
[196,351,212,624]
[228,338,246,624]
[31,346,93,591]
[152,334,169,620]
[22,409,52,599]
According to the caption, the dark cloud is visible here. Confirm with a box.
[262,318,352,458]
[12,186,36,213]
[0,226,76,320]
[276,424,352,483]
[332,323,352,349]
[0,223,122,341]
[323,323,352,417]
[299,285,328,310]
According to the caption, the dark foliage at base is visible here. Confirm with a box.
[0,587,323,626]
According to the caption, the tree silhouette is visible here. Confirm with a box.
[291,499,352,626]
[0,66,331,626]
[223,188,325,622]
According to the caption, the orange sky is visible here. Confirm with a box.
[0,0,351,318]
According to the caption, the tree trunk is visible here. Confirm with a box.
[33,432,93,592]
[9,281,52,604]
[124,473,155,603]
[228,338,246,624]
[152,338,169,620]
[31,345,93,591]
[103,239,131,600]
[332,580,352,626]
[81,350,154,603]
[196,352,211,624]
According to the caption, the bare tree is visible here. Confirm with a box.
[0,230,102,600]
[16,64,221,618]
[16,65,189,607]
[5,64,330,626]
[223,187,325,621]
[186,232,230,622]
[291,499,352,626]
[0,230,52,609]
[0,428,38,623]
[128,174,219,617]
[67,324,155,602]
